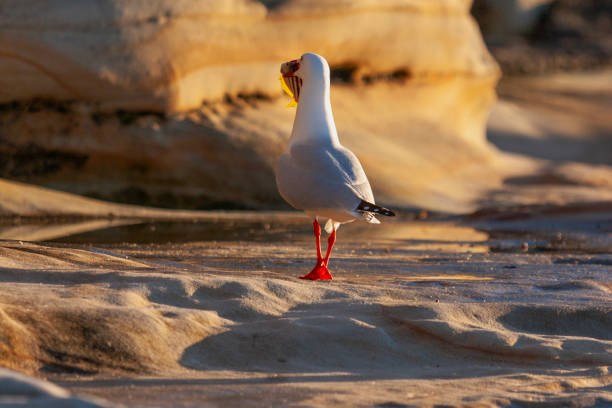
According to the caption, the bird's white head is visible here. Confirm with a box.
[280,53,330,106]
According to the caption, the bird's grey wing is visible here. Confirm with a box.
[276,143,374,212]
[328,145,375,203]
[276,151,339,211]
[294,144,374,201]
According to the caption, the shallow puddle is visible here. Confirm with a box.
[0,211,608,255]
[0,216,487,245]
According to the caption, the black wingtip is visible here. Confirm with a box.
[357,200,395,217]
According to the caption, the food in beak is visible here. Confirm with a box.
[280,60,300,76]
[283,76,302,102]
[280,59,302,106]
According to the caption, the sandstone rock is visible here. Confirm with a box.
[0,0,503,213]
[0,0,497,111]
[0,77,503,213]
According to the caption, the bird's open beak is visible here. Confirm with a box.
[280,59,302,106]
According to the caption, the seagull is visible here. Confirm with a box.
[276,53,395,281]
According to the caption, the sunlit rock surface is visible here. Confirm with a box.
[0,210,610,407]
[0,1,609,214]
[2,69,611,215]
[0,0,507,212]
[0,0,496,111]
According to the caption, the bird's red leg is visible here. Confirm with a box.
[314,220,323,262]
[323,228,336,267]
[299,220,333,280]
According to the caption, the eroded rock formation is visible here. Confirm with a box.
[0,0,501,212]
[0,0,497,110]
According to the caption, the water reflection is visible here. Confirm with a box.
[0,219,137,242]
[0,216,490,254]
[0,214,602,254]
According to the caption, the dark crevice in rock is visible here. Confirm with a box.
[330,64,359,84]
[91,110,166,125]
[362,69,411,84]
[84,188,285,211]
[0,140,88,178]
[255,0,287,11]
[330,65,412,85]
[0,98,74,115]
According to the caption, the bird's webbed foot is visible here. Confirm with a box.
[300,260,333,280]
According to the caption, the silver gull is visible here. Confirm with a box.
[276,53,395,280]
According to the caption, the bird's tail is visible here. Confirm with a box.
[356,200,395,217]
